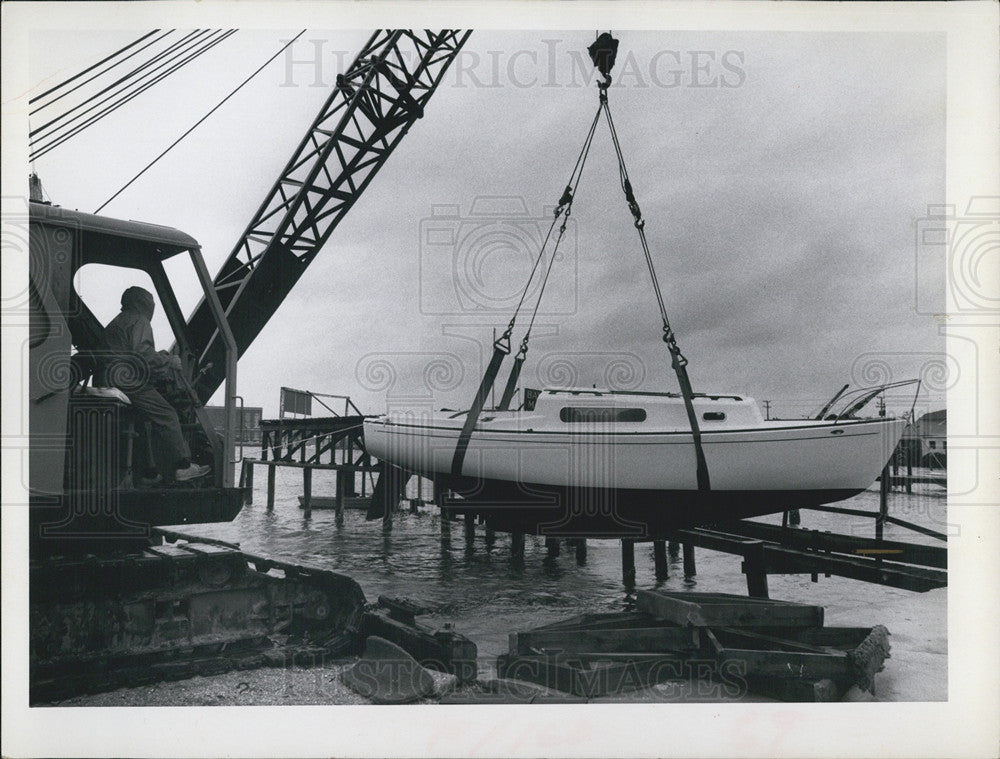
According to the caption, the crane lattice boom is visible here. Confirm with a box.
[184,29,471,401]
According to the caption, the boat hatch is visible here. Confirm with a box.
[559,407,647,423]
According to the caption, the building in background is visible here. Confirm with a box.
[897,408,946,469]
[203,405,263,445]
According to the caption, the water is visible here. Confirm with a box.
[182,465,947,661]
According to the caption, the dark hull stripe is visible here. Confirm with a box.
[427,473,864,537]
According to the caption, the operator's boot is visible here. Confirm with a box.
[175,462,212,482]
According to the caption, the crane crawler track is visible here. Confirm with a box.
[30,531,365,704]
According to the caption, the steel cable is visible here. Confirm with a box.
[95,30,304,214]
[31,30,236,161]
[31,29,211,140]
[508,102,603,351]
[30,30,171,113]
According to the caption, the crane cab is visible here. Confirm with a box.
[28,201,242,553]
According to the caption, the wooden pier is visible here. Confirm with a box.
[238,411,379,517]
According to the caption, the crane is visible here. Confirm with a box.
[27,29,472,702]
[182,30,472,402]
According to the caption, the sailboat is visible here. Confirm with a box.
[363,34,915,535]
[363,385,912,534]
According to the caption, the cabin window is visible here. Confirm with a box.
[703,412,726,421]
[929,441,936,449]
[559,407,647,423]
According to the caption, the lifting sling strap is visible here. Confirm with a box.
[497,353,524,411]
[451,105,601,475]
[598,75,711,491]
[453,32,712,492]
[450,331,510,476]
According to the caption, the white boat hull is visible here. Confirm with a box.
[362,391,908,535]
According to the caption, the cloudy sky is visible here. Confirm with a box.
[25,26,946,419]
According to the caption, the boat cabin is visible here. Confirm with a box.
[522,388,766,430]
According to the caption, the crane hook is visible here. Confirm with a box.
[587,32,619,89]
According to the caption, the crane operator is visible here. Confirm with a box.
[104,286,210,483]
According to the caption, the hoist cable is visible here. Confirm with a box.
[494,102,602,411]
[455,99,604,460]
[601,90,711,491]
[31,30,236,162]
[31,29,212,140]
[30,30,233,158]
[522,114,598,343]
[505,103,603,335]
[94,30,304,214]
[464,33,711,495]
[30,30,171,113]
[29,30,227,160]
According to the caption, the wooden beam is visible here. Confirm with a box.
[637,590,823,628]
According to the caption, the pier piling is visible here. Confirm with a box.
[335,470,346,520]
[683,542,697,578]
[266,464,276,510]
[876,464,890,542]
[302,467,312,516]
[383,491,394,530]
[464,513,476,546]
[240,460,254,504]
[545,537,560,558]
[621,539,636,587]
[742,540,769,598]
[653,540,669,580]
[433,481,449,521]
[511,532,525,563]
[575,538,587,564]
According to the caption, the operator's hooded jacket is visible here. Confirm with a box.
[104,286,175,385]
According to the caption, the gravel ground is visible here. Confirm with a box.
[54,660,462,707]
